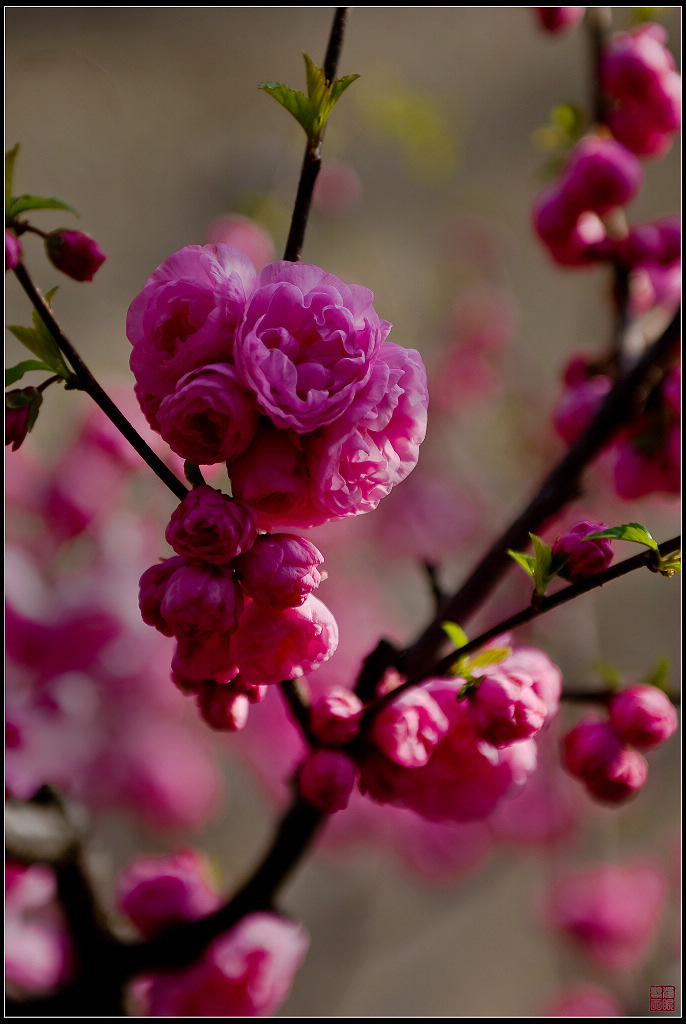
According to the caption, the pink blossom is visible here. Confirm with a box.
[609,684,678,750]
[142,913,308,1017]
[310,687,363,746]
[228,421,325,530]
[5,228,22,271]
[116,850,220,936]
[156,363,260,465]
[562,716,648,804]
[160,561,244,639]
[139,557,187,636]
[171,630,238,687]
[561,137,643,215]
[45,229,106,281]
[231,594,339,686]
[196,682,251,732]
[532,8,585,33]
[370,686,450,768]
[547,861,667,968]
[204,213,276,271]
[468,670,548,747]
[360,678,539,822]
[613,421,680,499]
[5,863,70,993]
[497,645,563,717]
[552,519,614,581]
[128,244,256,410]
[235,534,324,608]
[234,261,391,433]
[309,341,428,519]
[165,485,257,565]
[298,749,358,813]
[552,373,612,443]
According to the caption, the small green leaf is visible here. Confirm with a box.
[585,522,659,550]
[7,194,79,219]
[642,655,670,692]
[5,359,56,387]
[259,82,316,139]
[6,143,20,217]
[7,323,69,378]
[461,647,513,673]
[260,54,359,144]
[657,550,681,578]
[507,549,536,579]
[441,621,468,650]
[593,659,623,688]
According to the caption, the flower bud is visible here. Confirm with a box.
[5,387,42,451]
[609,684,678,750]
[310,687,363,746]
[533,7,585,33]
[552,520,614,581]
[468,670,548,747]
[196,682,250,732]
[116,850,219,936]
[298,749,358,813]
[5,229,22,271]
[45,229,106,281]
[165,485,258,565]
[370,686,449,768]
[235,534,324,608]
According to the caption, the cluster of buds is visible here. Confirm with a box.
[562,683,678,804]
[139,484,337,731]
[116,850,308,1016]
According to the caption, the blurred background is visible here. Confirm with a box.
[5,7,681,1016]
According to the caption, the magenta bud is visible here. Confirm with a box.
[197,682,250,732]
[45,229,106,281]
[609,684,678,750]
[298,749,358,814]
[5,229,22,271]
[552,520,614,581]
[5,387,43,451]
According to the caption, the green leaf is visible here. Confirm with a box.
[6,143,20,217]
[441,621,468,650]
[259,54,359,144]
[593,659,623,688]
[507,549,536,579]
[7,323,69,378]
[642,655,670,692]
[5,359,56,387]
[461,647,513,673]
[585,522,659,550]
[7,194,79,220]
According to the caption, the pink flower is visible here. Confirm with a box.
[547,861,667,968]
[310,687,363,746]
[127,244,256,411]
[5,863,71,993]
[231,594,339,685]
[235,534,324,608]
[562,717,648,804]
[532,8,585,33]
[234,261,391,433]
[552,374,612,443]
[116,850,220,936]
[613,421,680,499]
[142,913,309,1017]
[45,229,106,281]
[360,678,539,822]
[160,561,244,639]
[138,557,187,636]
[171,631,238,687]
[552,520,614,581]
[204,213,276,271]
[298,749,358,813]
[609,684,678,750]
[310,342,428,519]
[497,645,563,717]
[196,682,251,732]
[5,229,22,271]
[156,363,260,465]
[370,686,450,768]
[561,137,643,216]
[165,485,257,565]
[468,670,548,747]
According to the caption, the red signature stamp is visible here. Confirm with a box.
[650,986,676,1011]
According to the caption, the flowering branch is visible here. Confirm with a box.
[11,261,189,502]
[400,305,680,680]
[283,7,350,262]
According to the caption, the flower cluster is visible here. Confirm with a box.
[139,484,337,730]
[116,850,308,1017]
[127,246,428,530]
[562,683,677,804]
